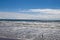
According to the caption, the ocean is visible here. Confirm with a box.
[0,20,60,40]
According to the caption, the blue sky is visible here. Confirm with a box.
[0,0,60,20]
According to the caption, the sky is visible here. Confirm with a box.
[0,0,60,20]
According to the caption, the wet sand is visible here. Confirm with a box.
[0,38,19,40]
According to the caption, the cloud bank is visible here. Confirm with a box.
[20,9,60,14]
[0,9,60,20]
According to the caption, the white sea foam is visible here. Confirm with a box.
[0,21,60,40]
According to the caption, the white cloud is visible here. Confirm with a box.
[0,12,33,19]
[0,9,60,20]
[19,9,60,15]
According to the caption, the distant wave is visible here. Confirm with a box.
[0,19,60,22]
